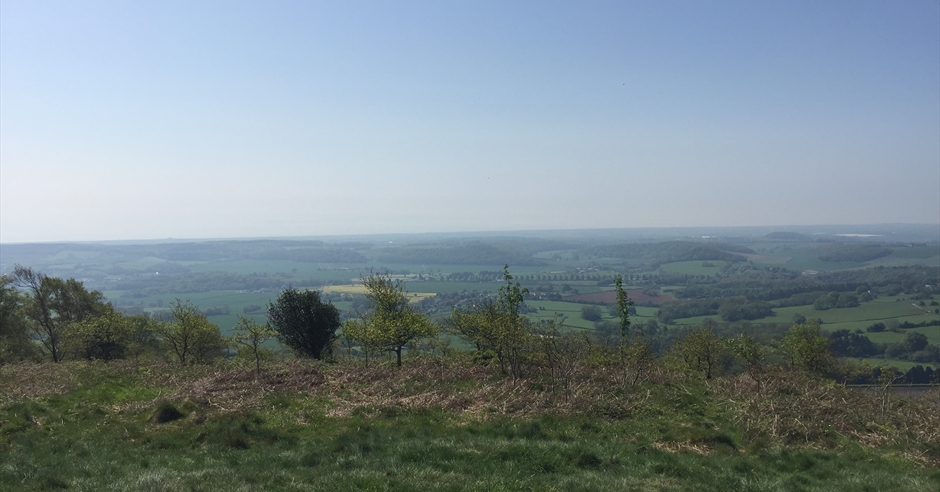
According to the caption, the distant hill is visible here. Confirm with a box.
[817,244,893,263]
[149,240,369,263]
[765,231,812,241]
[581,241,748,267]
[370,237,575,267]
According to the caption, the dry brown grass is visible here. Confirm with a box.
[173,357,651,419]
[0,361,79,402]
[652,440,711,455]
[713,369,940,466]
[4,356,938,466]
[166,360,326,411]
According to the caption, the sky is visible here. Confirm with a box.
[1,1,938,243]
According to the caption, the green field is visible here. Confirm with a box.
[527,300,602,330]
[863,325,940,346]
[668,296,939,334]
[773,296,938,331]
[525,301,657,332]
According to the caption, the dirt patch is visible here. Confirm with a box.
[565,289,674,306]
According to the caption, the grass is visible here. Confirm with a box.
[1,358,938,490]
[8,412,928,491]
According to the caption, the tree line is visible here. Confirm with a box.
[2,265,936,389]
[581,241,749,267]
[1,267,223,364]
[675,266,938,303]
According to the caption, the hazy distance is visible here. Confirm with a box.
[1,1,938,243]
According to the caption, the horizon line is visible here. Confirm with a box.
[2,222,938,246]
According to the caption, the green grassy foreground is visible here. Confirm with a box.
[2,358,938,491]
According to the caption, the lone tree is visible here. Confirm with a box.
[268,288,340,360]
[344,272,436,367]
[580,305,603,322]
[232,316,278,374]
[614,274,653,385]
[615,275,637,340]
[451,265,532,381]
[63,307,133,361]
[668,324,728,380]
[160,299,226,364]
[780,321,833,375]
[727,332,766,390]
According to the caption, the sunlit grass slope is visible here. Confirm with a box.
[2,358,938,491]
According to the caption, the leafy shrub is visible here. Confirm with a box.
[159,300,227,364]
[813,292,859,310]
[202,305,230,316]
[580,305,603,322]
[866,322,886,333]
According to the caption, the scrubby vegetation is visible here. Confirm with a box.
[2,264,939,489]
[2,356,938,491]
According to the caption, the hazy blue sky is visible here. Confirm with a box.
[2,1,938,243]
